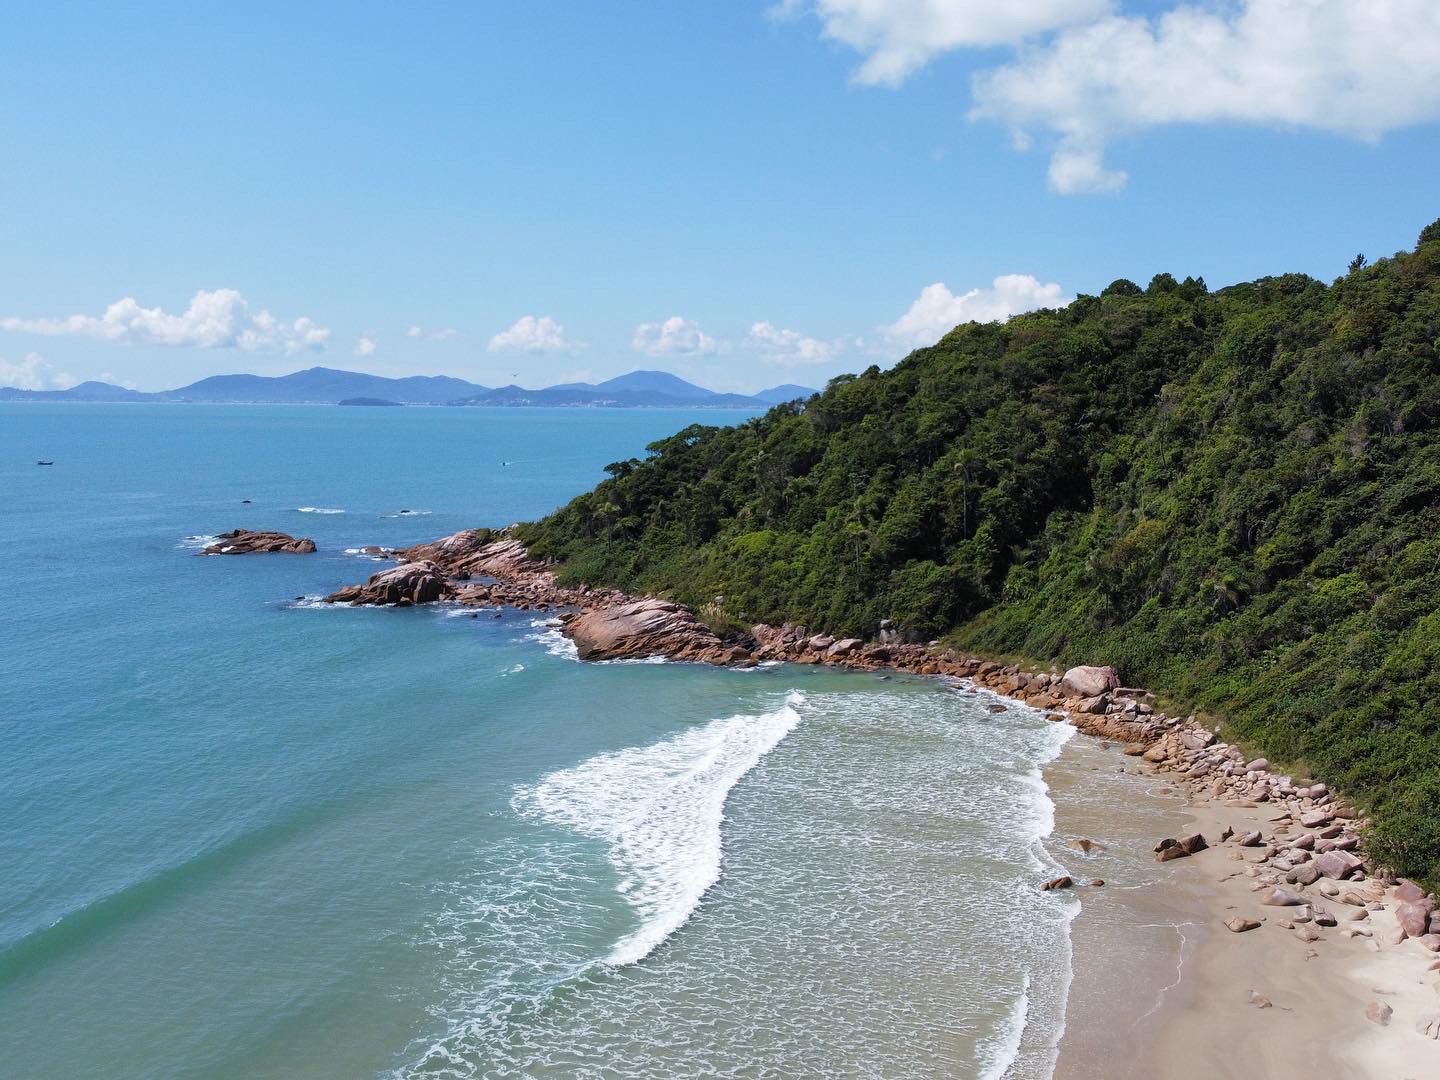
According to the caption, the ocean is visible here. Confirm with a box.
[0,403,1079,1079]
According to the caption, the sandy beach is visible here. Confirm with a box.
[1047,736,1439,1080]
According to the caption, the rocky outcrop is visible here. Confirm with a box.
[203,529,315,554]
[324,561,452,606]
[1060,664,1119,698]
[562,598,753,665]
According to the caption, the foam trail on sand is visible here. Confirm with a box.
[518,691,805,966]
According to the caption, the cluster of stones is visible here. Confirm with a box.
[201,528,316,555]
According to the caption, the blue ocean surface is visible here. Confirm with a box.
[0,403,1077,1079]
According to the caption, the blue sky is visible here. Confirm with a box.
[2,1,1437,393]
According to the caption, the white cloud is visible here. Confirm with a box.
[0,352,78,391]
[784,0,1440,193]
[487,315,576,353]
[631,316,718,357]
[407,325,458,341]
[354,335,378,357]
[972,0,1440,193]
[1,289,330,352]
[884,274,1068,349]
[774,0,1108,85]
[746,321,840,365]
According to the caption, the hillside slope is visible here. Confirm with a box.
[522,221,1440,884]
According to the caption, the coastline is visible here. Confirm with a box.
[1046,738,1439,1080]
[328,529,1440,1077]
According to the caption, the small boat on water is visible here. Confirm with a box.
[36,460,54,466]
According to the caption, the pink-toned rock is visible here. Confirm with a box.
[203,528,316,555]
[1299,810,1332,828]
[1225,916,1261,933]
[826,637,862,658]
[564,598,752,665]
[1060,665,1119,699]
[1365,1001,1393,1026]
[1418,934,1440,953]
[1313,850,1363,880]
[1396,902,1432,938]
[1394,880,1428,904]
[1246,757,1270,772]
[324,560,451,605]
[1261,888,1306,907]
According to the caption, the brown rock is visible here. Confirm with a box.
[1313,850,1364,880]
[1065,838,1106,854]
[324,561,451,606]
[1225,917,1261,933]
[1060,665,1119,698]
[1261,888,1306,907]
[563,598,751,665]
[1040,875,1074,891]
[202,528,316,555]
[1396,903,1433,938]
[1394,880,1427,904]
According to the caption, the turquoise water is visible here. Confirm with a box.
[0,403,1077,1079]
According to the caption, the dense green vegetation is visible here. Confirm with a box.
[521,222,1440,885]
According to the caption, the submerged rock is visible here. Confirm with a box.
[202,528,315,555]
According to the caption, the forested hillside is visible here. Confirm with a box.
[521,222,1440,884]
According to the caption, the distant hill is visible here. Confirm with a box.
[449,383,767,409]
[161,367,488,404]
[0,380,148,402]
[1,365,796,409]
[754,383,818,404]
[592,370,716,398]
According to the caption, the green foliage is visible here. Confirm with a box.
[520,220,1440,886]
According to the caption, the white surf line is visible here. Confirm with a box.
[518,691,805,966]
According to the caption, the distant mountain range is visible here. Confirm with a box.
[0,366,817,409]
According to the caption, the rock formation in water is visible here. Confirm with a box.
[202,529,316,554]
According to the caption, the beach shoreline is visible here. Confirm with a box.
[1045,738,1439,1080]
[329,530,1440,1078]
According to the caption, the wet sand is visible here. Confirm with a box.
[1046,738,1439,1080]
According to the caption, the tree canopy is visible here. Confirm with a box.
[521,222,1440,886]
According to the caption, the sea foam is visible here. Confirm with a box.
[518,690,805,966]
[295,506,345,514]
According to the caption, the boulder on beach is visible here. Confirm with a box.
[324,561,452,606]
[1039,875,1073,891]
[202,528,316,555]
[1061,665,1118,699]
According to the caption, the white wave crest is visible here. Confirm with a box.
[978,974,1031,1080]
[384,509,433,518]
[517,691,805,966]
[295,506,345,514]
[524,619,578,661]
[178,534,219,549]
